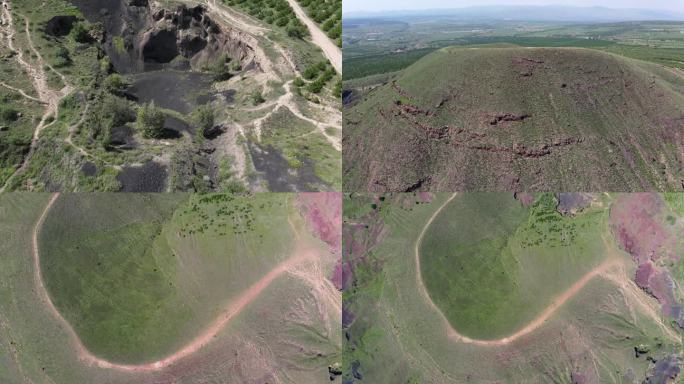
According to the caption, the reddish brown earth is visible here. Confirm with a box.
[610,194,684,327]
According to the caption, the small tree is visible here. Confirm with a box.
[193,105,214,139]
[70,22,91,43]
[251,90,265,105]
[286,23,308,39]
[137,101,165,139]
[212,54,233,81]
[103,73,130,96]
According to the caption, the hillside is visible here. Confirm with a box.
[0,193,341,382]
[343,47,684,191]
[342,193,684,383]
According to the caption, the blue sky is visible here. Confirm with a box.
[343,0,684,13]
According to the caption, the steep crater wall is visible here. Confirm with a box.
[142,4,257,71]
[70,0,257,73]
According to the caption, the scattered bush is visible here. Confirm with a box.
[193,105,214,139]
[70,22,91,43]
[251,90,265,105]
[0,106,19,123]
[103,74,130,96]
[211,54,234,81]
[137,101,165,139]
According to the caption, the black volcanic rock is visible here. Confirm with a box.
[45,15,78,36]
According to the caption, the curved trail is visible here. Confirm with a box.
[33,193,317,372]
[284,0,341,73]
[0,81,44,104]
[414,193,624,347]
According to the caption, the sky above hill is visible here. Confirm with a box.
[343,0,683,13]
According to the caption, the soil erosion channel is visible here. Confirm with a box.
[32,193,316,372]
[414,193,623,346]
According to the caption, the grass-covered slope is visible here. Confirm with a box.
[420,194,608,339]
[343,47,684,192]
[343,193,683,383]
[38,193,297,364]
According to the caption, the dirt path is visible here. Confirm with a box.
[413,193,627,347]
[33,193,318,372]
[0,81,44,104]
[253,80,341,151]
[0,0,72,192]
[284,0,341,73]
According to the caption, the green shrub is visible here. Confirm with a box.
[0,106,19,123]
[103,74,130,96]
[137,102,165,139]
[193,105,214,139]
[251,90,265,105]
[70,22,91,43]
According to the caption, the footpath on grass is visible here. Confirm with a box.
[32,193,317,372]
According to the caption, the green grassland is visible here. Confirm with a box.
[342,193,682,383]
[343,47,684,191]
[0,192,339,383]
[38,193,297,364]
[420,194,608,339]
[39,194,189,363]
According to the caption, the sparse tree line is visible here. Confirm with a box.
[297,0,341,46]
[223,0,309,39]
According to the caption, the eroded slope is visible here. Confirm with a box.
[343,47,684,192]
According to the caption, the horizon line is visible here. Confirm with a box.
[343,4,684,15]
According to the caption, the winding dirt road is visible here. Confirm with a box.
[284,0,341,73]
[33,193,318,372]
[414,193,626,347]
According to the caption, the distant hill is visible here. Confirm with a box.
[343,47,684,191]
[344,5,684,22]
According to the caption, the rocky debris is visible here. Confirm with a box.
[489,113,530,125]
[140,4,255,69]
[466,137,583,158]
[634,344,650,358]
[351,361,363,380]
[512,57,544,77]
[128,0,148,6]
[45,15,78,36]
[404,177,429,192]
[395,99,432,117]
[556,193,594,215]
[646,354,681,383]
[328,363,342,381]
[141,28,179,63]
[202,124,225,140]
[391,80,412,100]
